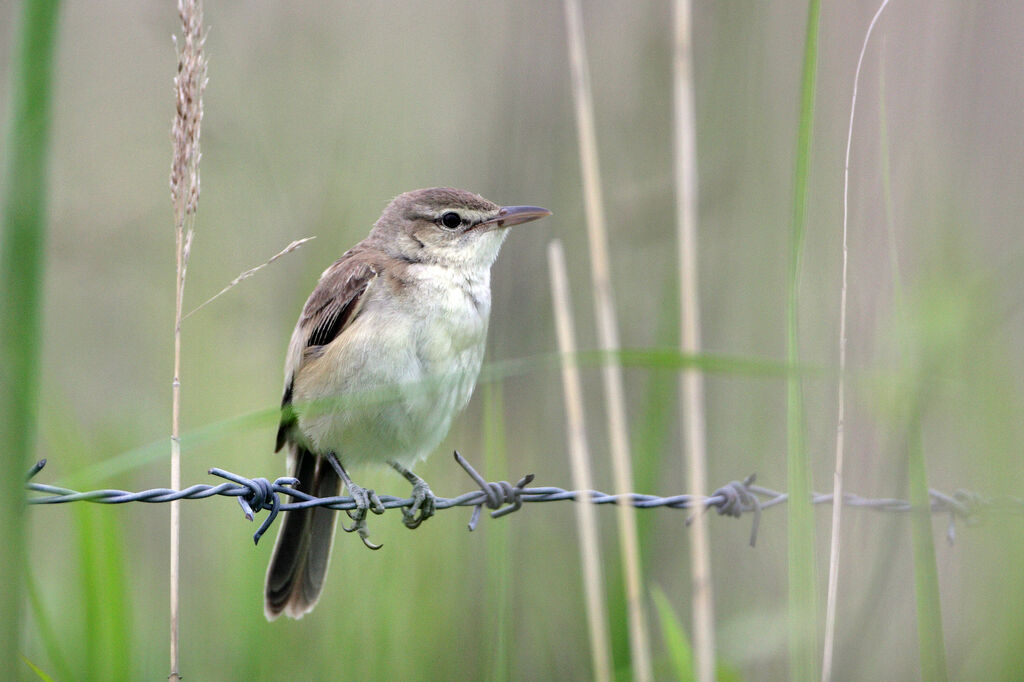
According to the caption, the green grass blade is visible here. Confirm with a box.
[787,0,822,679]
[20,654,55,682]
[651,586,695,682]
[907,420,948,680]
[483,380,511,680]
[634,278,679,545]
[0,0,62,666]
[74,501,133,680]
[24,568,75,682]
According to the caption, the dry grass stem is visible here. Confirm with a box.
[562,1,653,678]
[169,1,206,680]
[185,237,316,319]
[672,2,716,680]
[822,2,892,680]
[548,240,613,682]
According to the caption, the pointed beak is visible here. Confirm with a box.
[480,205,552,228]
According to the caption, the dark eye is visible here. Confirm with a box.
[439,211,462,229]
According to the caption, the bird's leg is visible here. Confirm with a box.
[326,452,384,550]
[390,461,436,530]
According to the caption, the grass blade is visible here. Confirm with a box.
[907,420,948,680]
[20,654,55,682]
[787,0,822,679]
[652,587,695,682]
[0,0,61,666]
[483,379,511,680]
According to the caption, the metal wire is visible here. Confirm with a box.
[25,452,1023,547]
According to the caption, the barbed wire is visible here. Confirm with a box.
[25,452,1023,547]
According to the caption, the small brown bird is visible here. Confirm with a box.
[265,188,550,619]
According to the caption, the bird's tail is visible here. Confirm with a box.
[264,445,342,620]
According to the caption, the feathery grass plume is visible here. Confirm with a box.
[821,3,892,681]
[170,0,206,224]
[169,1,206,680]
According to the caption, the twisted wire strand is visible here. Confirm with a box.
[25,453,1023,546]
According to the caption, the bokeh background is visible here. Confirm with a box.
[3,1,1023,679]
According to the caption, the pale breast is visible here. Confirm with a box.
[292,263,492,467]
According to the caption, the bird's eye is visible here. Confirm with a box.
[439,211,462,229]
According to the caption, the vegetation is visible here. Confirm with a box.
[3,2,1023,679]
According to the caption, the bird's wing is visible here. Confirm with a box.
[275,251,378,452]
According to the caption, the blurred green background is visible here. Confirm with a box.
[3,1,1023,679]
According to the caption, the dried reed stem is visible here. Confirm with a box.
[169,1,206,679]
[821,3,891,680]
[548,240,613,682]
[672,2,715,680]
[184,237,315,319]
[562,1,652,678]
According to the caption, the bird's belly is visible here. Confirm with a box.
[292,298,487,468]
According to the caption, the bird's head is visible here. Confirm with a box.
[372,187,550,270]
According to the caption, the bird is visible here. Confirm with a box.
[264,187,550,619]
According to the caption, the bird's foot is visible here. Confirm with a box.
[340,482,385,550]
[390,461,436,530]
[403,479,437,530]
[325,452,385,550]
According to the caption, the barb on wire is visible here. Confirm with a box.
[25,453,1022,547]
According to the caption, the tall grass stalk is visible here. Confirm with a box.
[787,1,822,679]
[671,2,715,680]
[548,240,613,682]
[822,3,892,680]
[169,1,207,679]
[561,1,653,677]
[0,0,60,668]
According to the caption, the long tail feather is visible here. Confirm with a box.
[264,446,341,620]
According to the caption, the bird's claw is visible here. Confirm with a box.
[341,482,385,550]
[403,479,436,530]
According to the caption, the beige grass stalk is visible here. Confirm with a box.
[561,1,652,678]
[169,1,206,679]
[672,2,715,680]
[184,237,315,319]
[821,3,892,680]
[548,240,613,682]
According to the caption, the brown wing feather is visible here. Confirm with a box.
[275,250,378,451]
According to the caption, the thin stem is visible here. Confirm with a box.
[168,1,206,678]
[548,240,613,682]
[170,245,183,681]
[672,2,715,680]
[561,1,652,678]
[822,3,892,680]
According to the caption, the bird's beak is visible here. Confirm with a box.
[480,205,552,228]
